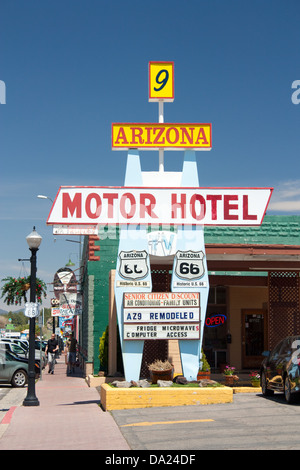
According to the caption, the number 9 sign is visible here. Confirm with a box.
[149,61,174,102]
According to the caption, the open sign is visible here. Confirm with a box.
[205,314,227,327]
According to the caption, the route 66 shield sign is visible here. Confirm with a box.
[174,250,205,280]
[24,302,40,318]
[118,250,149,280]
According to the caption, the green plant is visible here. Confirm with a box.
[98,325,124,375]
[223,365,236,376]
[99,326,109,372]
[1,276,47,306]
[199,349,211,372]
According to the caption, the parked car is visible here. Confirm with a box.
[35,340,46,351]
[17,339,47,362]
[1,338,47,368]
[1,338,30,352]
[260,335,300,403]
[13,339,29,350]
[0,341,45,369]
[0,349,39,387]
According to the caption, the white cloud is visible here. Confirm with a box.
[268,180,300,213]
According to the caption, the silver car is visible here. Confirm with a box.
[0,349,28,387]
[0,340,46,368]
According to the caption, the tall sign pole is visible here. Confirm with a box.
[149,61,174,172]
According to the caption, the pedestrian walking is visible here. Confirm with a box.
[45,333,59,374]
[65,332,77,374]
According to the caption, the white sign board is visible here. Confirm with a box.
[53,224,98,235]
[47,186,273,226]
[59,293,82,316]
[116,280,151,288]
[123,307,200,323]
[123,291,200,308]
[123,292,200,338]
[51,307,60,317]
[124,323,200,340]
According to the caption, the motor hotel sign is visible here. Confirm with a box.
[47,186,272,226]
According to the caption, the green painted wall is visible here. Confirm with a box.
[87,234,119,374]
[204,215,300,245]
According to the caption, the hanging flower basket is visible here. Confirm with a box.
[1,276,47,306]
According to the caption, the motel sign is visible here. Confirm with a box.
[47,186,271,226]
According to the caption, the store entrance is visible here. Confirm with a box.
[140,266,171,378]
[203,286,228,371]
[242,309,267,368]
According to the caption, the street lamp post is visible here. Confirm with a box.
[37,194,53,203]
[23,227,42,407]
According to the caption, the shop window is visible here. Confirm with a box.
[203,286,227,370]
[208,286,226,305]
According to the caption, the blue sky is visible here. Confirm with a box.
[1,0,300,312]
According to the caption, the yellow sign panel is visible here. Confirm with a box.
[111,123,212,150]
[149,61,174,102]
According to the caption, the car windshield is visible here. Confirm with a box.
[6,349,26,362]
[10,344,26,355]
[15,341,28,349]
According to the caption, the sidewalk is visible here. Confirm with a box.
[0,356,130,450]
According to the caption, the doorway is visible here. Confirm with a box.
[140,266,171,378]
[242,309,267,368]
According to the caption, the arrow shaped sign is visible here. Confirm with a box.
[47,186,273,227]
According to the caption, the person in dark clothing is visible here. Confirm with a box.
[45,334,59,374]
[65,332,77,374]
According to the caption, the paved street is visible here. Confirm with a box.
[2,382,300,450]
[111,392,300,450]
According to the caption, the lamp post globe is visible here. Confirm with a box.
[23,226,42,407]
[26,226,42,250]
